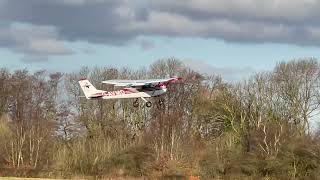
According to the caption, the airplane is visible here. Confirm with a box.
[78,77,182,107]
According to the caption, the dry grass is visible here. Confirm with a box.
[0,177,145,180]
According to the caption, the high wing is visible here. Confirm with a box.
[102,78,180,87]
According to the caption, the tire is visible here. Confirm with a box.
[159,98,165,104]
[157,98,165,109]
[146,101,152,108]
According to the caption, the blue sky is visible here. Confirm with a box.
[1,0,320,80]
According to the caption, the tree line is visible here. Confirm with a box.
[0,58,320,179]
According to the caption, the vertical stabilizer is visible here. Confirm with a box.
[78,79,102,99]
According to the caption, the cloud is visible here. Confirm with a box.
[129,1,320,46]
[0,0,135,44]
[152,0,320,24]
[184,60,255,82]
[0,23,73,62]
[1,0,320,59]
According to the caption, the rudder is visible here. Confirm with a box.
[78,79,101,99]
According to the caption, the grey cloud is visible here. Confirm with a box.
[1,0,320,53]
[0,23,73,62]
[152,0,320,25]
[0,0,136,44]
[129,9,320,46]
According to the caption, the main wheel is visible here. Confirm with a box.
[157,98,165,109]
[159,98,165,104]
[133,100,139,107]
[146,101,152,108]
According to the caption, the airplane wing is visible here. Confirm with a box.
[102,78,181,87]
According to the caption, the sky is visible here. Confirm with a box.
[1,0,320,80]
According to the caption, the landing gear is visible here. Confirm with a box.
[133,97,152,108]
[157,98,165,109]
[141,97,152,108]
[145,101,152,108]
[158,98,165,105]
[133,99,139,107]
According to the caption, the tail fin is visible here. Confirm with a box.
[78,79,104,99]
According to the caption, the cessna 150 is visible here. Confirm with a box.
[79,77,182,107]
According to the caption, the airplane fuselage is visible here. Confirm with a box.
[102,88,167,99]
[90,87,167,100]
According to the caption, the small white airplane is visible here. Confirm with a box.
[79,77,182,107]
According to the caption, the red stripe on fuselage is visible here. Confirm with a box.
[101,90,127,97]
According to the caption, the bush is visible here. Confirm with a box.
[105,145,156,177]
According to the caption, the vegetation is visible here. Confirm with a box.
[0,58,320,179]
